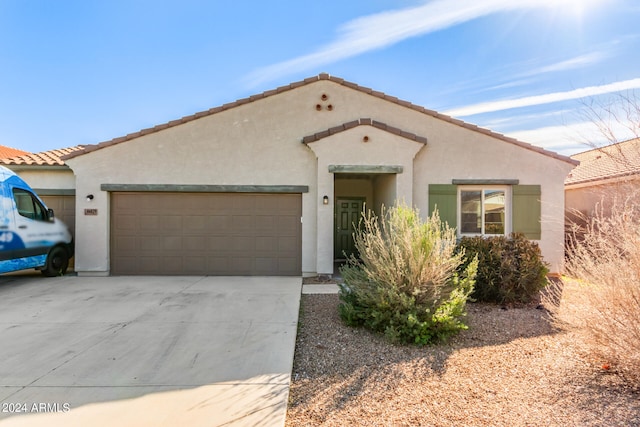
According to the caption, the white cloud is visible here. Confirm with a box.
[507,120,638,156]
[243,0,562,87]
[532,51,608,74]
[444,78,640,117]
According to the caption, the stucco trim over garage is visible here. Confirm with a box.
[62,74,577,167]
[101,184,309,193]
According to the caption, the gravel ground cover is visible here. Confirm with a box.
[285,285,639,427]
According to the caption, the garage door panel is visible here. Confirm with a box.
[208,257,229,271]
[231,215,253,230]
[255,216,275,230]
[162,236,182,251]
[278,258,298,273]
[164,216,182,230]
[183,256,206,272]
[208,236,231,251]
[277,195,303,212]
[232,197,256,210]
[114,214,137,231]
[113,257,138,274]
[255,196,279,211]
[255,236,276,251]
[185,236,206,250]
[255,257,277,273]
[111,192,301,276]
[278,236,297,252]
[139,257,161,273]
[140,216,161,231]
[140,236,162,251]
[208,215,230,230]
[155,257,180,273]
[184,216,207,231]
[233,236,254,251]
[114,236,137,252]
[278,216,300,233]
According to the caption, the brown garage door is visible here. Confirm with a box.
[110,192,302,276]
[40,195,76,239]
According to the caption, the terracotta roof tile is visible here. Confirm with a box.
[565,138,640,185]
[0,145,84,166]
[62,74,578,165]
[0,145,30,159]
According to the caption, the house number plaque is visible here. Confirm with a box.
[84,208,98,216]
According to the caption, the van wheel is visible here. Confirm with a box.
[42,246,69,277]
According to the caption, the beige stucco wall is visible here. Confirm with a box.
[8,167,75,192]
[373,174,397,214]
[66,78,574,275]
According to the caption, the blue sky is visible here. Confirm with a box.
[1,0,639,156]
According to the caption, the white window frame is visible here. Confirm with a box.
[457,185,511,237]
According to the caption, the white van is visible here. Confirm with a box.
[0,166,73,276]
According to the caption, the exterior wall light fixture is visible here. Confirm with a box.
[86,194,94,202]
[323,195,329,205]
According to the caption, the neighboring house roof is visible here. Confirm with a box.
[62,73,578,166]
[565,138,640,186]
[0,145,85,166]
[0,145,30,159]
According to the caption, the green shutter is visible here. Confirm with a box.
[512,185,541,240]
[428,184,457,230]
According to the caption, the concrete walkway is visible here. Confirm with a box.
[0,275,301,427]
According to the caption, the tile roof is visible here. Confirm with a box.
[301,118,428,145]
[62,73,578,166]
[0,146,85,166]
[565,138,640,186]
[0,145,30,159]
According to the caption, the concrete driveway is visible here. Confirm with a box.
[0,274,301,427]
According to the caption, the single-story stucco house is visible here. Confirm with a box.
[565,138,640,226]
[5,74,578,277]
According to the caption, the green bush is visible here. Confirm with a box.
[338,204,477,345]
[456,233,549,304]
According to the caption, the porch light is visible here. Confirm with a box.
[323,195,329,205]
[86,194,94,202]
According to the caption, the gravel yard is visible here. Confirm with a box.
[285,286,639,426]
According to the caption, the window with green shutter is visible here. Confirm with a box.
[429,183,541,240]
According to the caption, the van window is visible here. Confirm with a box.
[13,188,48,221]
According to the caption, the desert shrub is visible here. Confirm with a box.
[546,198,640,384]
[456,233,549,304]
[338,204,477,345]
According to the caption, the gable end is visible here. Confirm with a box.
[301,118,428,145]
[62,73,577,166]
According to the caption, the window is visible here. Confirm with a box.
[13,188,48,221]
[459,187,508,236]
[428,184,540,240]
